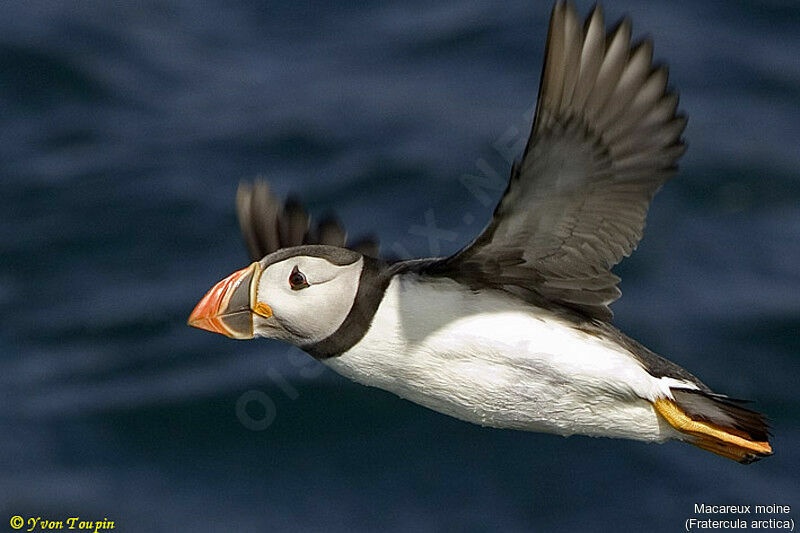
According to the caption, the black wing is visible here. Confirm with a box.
[236,180,379,261]
[425,2,686,320]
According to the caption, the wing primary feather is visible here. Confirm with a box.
[349,236,380,257]
[235,180,381,260]
[595,39,653,130]
[251,180,281,257]
[559,2,583,115]
[279,195,310,247]
[236,182,261,261]
[640,91,680,129]
[316,215,347,248]
[571,4,605,114]
[539,1,567,131]
[605,66,669,142]
[585,17,631,121]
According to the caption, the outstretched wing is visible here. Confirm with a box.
[236,180,379,261]
[428,2,686,320]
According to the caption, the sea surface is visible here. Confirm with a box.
[1,1,799,531]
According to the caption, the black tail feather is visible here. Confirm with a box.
[672,389,770,443]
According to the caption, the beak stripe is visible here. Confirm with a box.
[250,262,261,308]
[247,262,272,318]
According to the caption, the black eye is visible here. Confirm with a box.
[289,266,309,290]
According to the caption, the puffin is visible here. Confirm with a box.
[189,1,773,463]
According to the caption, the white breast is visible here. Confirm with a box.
[323,274,685,442]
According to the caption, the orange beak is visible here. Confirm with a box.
[188,262,269,340]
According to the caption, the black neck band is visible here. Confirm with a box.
[302,256,391,359]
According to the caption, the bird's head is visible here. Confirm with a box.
[188,245,364,345]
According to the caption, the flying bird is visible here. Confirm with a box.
[189,1,772,463]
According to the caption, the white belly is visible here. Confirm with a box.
[323,275,681,442]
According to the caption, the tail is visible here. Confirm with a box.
[653,389,773,464]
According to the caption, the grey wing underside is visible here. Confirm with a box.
[426,2,687,321]
[236,180,379,261]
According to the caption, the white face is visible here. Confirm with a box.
[252,255,364,345]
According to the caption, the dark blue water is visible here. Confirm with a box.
[2,1,799,531]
